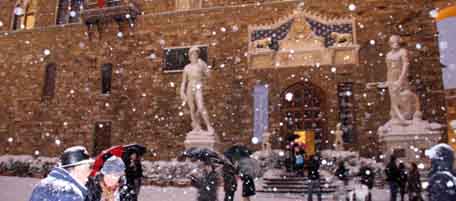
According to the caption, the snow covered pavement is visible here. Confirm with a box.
[0,176,397,201]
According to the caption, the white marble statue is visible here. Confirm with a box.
[180,46,214,134]
[368,35,420,125]
[365,35,443,135]
[262,132,272,152]
[333,123,344,151]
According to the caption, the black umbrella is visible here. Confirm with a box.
[123,144,147,156]
[182,147,221,164]
[224,145,252,162]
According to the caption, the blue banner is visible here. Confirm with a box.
[253,84,269,142]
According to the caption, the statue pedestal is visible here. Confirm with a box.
[379,119,443,167]
[184,130,218,150]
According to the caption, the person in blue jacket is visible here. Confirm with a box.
[29,146,94,201]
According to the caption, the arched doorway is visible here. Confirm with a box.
[279,82,327,151]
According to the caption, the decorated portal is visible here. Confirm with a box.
[248,4,359,69]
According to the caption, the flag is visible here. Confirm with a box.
[305,18,352,47]
[98,0,105,8]
[251,19,294,51]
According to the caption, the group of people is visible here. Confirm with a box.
[286,145,324,201]
[188,154,256,201]
[333,160,375,201]
[29,146,143,201]
[385,156,423,201]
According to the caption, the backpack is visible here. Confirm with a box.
[295,155,304,165]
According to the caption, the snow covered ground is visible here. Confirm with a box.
[0,176,404,201]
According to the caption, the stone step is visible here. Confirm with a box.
[258,188,337,194]
[262,184,337,189]
[264,177,327,182]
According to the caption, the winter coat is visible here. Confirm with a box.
[398,167,408,189]
[385,161,400,183]
[190,168,219,201]
[125,160,143,184]
[241,174,256,197]
[307,156,321,180]
[29,167,88,201]
[407,169,421,194]
[427,144,456,201]
[85,174,131,201]
[358,166,375,189]
[335,164,349,181]
[222,163,238,192]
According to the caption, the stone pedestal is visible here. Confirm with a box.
[379,119,443,167]
[184,130,218,150]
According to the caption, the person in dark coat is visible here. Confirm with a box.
[222,161,238,201]
[29,146,94,201]
[407,162,423,201]
[190,159,219,201]
[307,154,322,201]
[385,156,400,201]
[425,143,456,201]
[237,157,257,201]
[335,161,349,201]
[123,152,143,201]
[85,156,128,201]
[358,161,375,201]
[398,163,408,201]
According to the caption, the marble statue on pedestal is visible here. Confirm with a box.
[262,132,272,152]
[181,46,217,150]
[180,46,214,135]
[333,123,344,151]
[369,35,442,132]
[367,35,443,164]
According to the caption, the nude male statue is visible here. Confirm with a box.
[333,123,344,151]
[180,46,214,134]
[367,35,420,124]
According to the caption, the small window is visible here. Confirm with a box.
[176,0,202,10]
[101,64,113,94]
[13,0,38,30]
[163,46,208,72]
[56,0,84,25]
[42,63,57,99]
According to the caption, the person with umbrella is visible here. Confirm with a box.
[85,156,127,201]
[123,144,146,201]
[224,145,257,201]
[182,147,220,201]
[88,144,146,201]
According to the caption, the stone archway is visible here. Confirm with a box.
[279,81,327,151]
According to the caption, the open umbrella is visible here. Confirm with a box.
[123,143,147,156]
[90,144,147,176]
[224,145,252,162]
[182,147,223,164]
[90,145,124,177]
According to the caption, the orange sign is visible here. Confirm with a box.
[294,130,316,156]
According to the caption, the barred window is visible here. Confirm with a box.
[56,0,84,25]
[42,63,57,99]
[13,0,38,30]
[101,64,113,94]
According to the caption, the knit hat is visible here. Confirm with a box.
[101,156,126,176]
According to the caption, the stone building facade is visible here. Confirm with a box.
[0,0,451,160]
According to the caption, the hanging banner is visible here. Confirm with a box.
[253,84,269,142]
[437,6,456,89]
